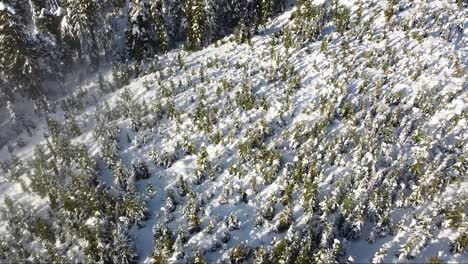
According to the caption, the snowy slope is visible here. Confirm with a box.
[0,0,467,263]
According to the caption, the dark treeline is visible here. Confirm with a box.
[0,0,288,104]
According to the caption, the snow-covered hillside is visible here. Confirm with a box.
[0,0,467,263]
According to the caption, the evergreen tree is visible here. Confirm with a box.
[253,246,269,264]
[121,192,148,223]
[146,182,155,197]
[451,232,468,253]
[6,101,34,136]
[187,196,201,233]
[62,0,100,69]
[112,63,131,88]
[127,0,154,63]
[150,0,169,52]
[192,248,206,264]
[152,224,174,262]
[276,206,292,233]
[185,0,205,50]
[0,5,51,100]
[195,146,211,184]
[230,243,247,263]
[257,0,272,29]
[111,224,137,264]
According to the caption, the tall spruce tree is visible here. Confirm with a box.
[258,0,272,28]
[0,3,53,101]
[127,0,154,63]
[61,0,99,69]
[185,0,205,50]
[150,0,169,52]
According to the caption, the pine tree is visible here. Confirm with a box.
[177,175,188,196]
[113,161,131,190]
[185,0,205,50]
[127,0,154,63]
[276,206,292,233]
[193,248,206,264]
[253,246,269,264]
[0,5,51,100]
[258,0,272,29]
[231,243,247,263]
[195,146,211,184]
[132,159,151,180]
[112,63,131,88]
[333,2,350,35]
[206,218,215,234]
[62,0,100,69]
[282,26,293,52]
[30,145,53,197]
[6,101,34,136]
[269,239,289,263]
[166,189,177,212]
[111,224,137,264]
[152,224,174,263]
[146,182,155,197]
[372,244,388,263]
[296,238,314,264]
[121,192,148,223]
[451,232,468,253]
[176,225,187,244]
[452,57,465,78]
[187,198,201,233]
[226,213,239,231]
[292,0,321,43]
[65,115,82,137]
[150,0,169,52]
[302,174,318,213]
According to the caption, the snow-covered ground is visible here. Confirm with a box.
[0,0,467,263]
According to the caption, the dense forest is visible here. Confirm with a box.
[0,0,287,103]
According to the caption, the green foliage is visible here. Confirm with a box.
[451,232,468,253]
[270,239,288,264]
[384,1,395,23]
[282,27,293,51]
[187,200,201,233]
[185,0,205,50]
[276,206,292,233]
[452,57,465,78]
[253,246,269,264]
[111,225,137,264]
[302,171,318,213]
[233,24,252,45]
[146,182,155,197]
[231,244,247,263]
[321,37,328,53]
[112,64,131,88]
[195,146,211,184]
[177,52,185,69]
[65,116,82,137]
[445,203,465,228]
[32,218,56,243]
[333,3,350,34]
[296,241,313,264]
[258,0,273,28]
[235,81,256,111]
[151,0,169,52]
[427,256,443,264]
[0,1,51,100]
[193,248,206,264]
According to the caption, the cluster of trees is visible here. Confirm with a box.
[0,0,289,102]
[0,113,144,262]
